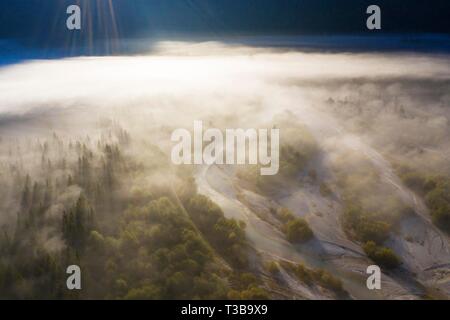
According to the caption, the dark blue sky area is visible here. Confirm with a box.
[1,0,450,57]
[2,1,450,39]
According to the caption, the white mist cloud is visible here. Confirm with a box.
[0,41,449,118]
[0,41,449,172]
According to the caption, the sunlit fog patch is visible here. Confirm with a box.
[1,41,450,183]
[0,41,449,117]
[0,41,449,171]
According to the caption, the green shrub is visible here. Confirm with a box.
[285,218,314,243]
[398,168,450,234]
[285,262,345,295]
[363,241,401,269]
[187,195,248,267]
[311,269,344,293]
[343,204,391,244]
[276,207,295,223]
[425,184,450,233]
[265,261,280,275]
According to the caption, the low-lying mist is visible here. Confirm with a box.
[1,41,450,299]
[1,41,449,239]
[1,40,449,237]
[0,42,449,145]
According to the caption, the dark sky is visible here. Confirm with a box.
[0,0,450,55]
[1,1,450,39]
